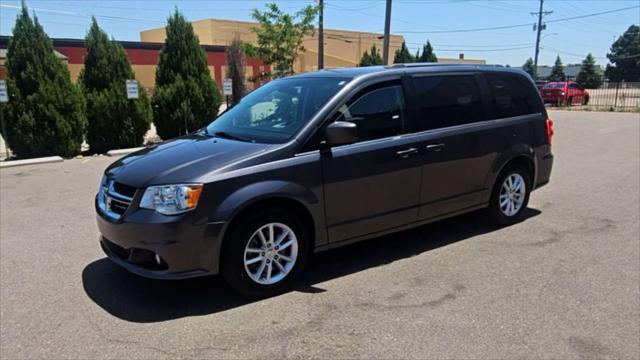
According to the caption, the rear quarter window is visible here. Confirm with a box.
[485,73,541,119]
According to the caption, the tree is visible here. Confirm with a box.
[359,44,383,66]
[576,53,603,89]
[368,44,383,65]
[1,4,85,158]
[81,18,151,153]
[245,3,317,78]
[393,41,414,64]
[418,41,437,62]
[225,38,247,104]
[522,57,535,78]
[358,49,371,66]
[548,55,566,81]
[152,10,222,140]
[605,25,640,82]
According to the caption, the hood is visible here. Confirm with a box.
[105,134,274,188]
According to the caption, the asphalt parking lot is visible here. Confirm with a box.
[1,110,638,359]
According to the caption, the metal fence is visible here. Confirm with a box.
[552,82,640,111]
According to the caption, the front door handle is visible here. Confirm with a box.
[396,148,418,158]
[426,143,445,152]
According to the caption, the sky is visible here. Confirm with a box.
[1,0,638,67]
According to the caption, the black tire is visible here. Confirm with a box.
[567,97,573,106]
[486,165,532,225]
[583,95,589,105]
[221,207,310,298]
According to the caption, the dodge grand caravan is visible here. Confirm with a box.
[96,64,554,297]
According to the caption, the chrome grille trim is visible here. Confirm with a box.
[99,180,136,220]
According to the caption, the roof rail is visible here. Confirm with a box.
[385,62,504,69]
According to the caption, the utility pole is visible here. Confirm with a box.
[532,0,553,79]
[318,0,324,70]
[382,0,392,65]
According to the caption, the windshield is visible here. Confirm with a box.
[544,82,566,89]
[206,77,350,143]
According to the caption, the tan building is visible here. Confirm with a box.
[141,18,410,73]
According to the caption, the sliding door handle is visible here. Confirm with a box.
[426,143,445,152]
[396,148,418,158]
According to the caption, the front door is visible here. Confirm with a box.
[322,81,423,242]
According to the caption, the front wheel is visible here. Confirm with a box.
[487,165,531,225]
[221,207,309,298]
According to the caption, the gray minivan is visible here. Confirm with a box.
[96,64,554,297]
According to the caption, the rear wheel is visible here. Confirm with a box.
[487,165,531,225]
[221,207,309,298]
[583,95,589,105]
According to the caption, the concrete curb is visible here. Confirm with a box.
[0,156,64,169]
[106,147,144,156]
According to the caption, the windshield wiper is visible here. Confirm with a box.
[212,131,253,142]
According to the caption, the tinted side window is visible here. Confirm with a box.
[485,73,539,119]
[569,83,580,89]
[412,75,484,131]
[336,84,406,142]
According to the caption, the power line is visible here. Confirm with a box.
[0,3,163,24]
[394,5,639,34]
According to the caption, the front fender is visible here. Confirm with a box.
[211,180,319,223]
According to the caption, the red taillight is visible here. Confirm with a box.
[546,118,554,145]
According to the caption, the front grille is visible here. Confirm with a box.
[99,180,137,220]
[112,182,137,198]
[107,197,130,215]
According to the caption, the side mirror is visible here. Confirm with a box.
[325,121,358,147]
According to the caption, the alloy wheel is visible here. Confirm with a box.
[243,222,299,285]
[499,173,526,217]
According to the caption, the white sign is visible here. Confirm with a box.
[0,80,8,103]
[223,78,233,96]
[126,79,139,99]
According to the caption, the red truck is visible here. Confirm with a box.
[540,81,589,106]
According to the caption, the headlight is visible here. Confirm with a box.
[140,184,203,215]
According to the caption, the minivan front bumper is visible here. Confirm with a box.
[96,205,225,279]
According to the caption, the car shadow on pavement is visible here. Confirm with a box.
[82,208,541,323]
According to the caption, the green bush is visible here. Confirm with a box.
[84,85,152,153]
[152,10,222,140]
[81,18,151,153]
[1,5,86,158]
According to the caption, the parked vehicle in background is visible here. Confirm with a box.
[535,80,547,92]
[541,81,589,106]
[96,64,554,298]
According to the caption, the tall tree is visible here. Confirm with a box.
[245,3,317,78]
[522,57,535,78]
[152,10,222,139]
[81,18,151,153]
[393,41,414,64]
[1,4,85,158]
[359,44,383,66]
[358,49,371,66]
[418,41,437,62]
[548,55,566,81]
[605,25,640,82]
[576,53,603,89]
[368,43,383,65]
[225,38,247,104]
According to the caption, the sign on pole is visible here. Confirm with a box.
[126,79,139,99]
[223,78,233,96]
[0,80,8,103]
